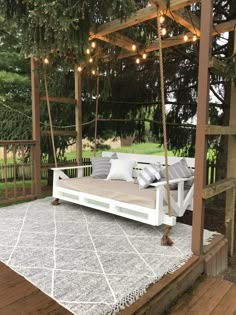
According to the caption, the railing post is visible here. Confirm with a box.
[31,57,41,197]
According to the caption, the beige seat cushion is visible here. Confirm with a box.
[58,177,156,209]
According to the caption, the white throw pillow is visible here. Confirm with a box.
[106,159,135,182]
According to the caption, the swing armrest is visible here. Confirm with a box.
[150,176,194,188]
[51,165,92,171]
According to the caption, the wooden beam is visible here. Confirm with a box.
[192,0,213,257]
[91,6,157,38]
[213,19,236,35]
[225,29,236,256]
[202,178,236,200]
[206,125,236,135]
[116,19,236,60]
[166,8,200,36]
[41,130,76,136]
[154,0,200,11]
[209,56,227,75]
[96,33,141,52]
[31,57,41,197]
[91,0,199,38]
[40,96,76,104]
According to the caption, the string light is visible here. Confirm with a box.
[77,66,82,72]
[142,53,147,59]
[136,57,140,64]
[184,34,188,42]
[161,28,167,36]
[193,35,197,42]
[43,57,49,64]
[91,69,96,75]
[91,41,96,48]
[89,57,93,63]
[160,15,165,24]
[132,44,137,51]
[86,48,90,54]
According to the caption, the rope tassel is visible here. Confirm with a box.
[161,226,173,246]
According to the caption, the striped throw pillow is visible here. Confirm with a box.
[91,154,117,179]
[161,158,193,189]
[137,163,162,189]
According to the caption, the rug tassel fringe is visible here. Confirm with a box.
[161,225,173,246]
[51,198,60,206]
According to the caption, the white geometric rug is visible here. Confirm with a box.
[0,197,217,315]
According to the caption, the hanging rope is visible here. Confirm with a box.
[94,68,100,157]
[156,6,173,246]
[43,66,60,206]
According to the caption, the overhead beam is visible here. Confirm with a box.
[91,0,200,38]
[166,8,200,36]
[116,19,236,60]
[96,33,141,52]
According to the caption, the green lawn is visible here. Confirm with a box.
[65,142,174,159]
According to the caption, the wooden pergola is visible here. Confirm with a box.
[31,0,236,260]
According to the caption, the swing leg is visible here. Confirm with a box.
[51,198,60,206]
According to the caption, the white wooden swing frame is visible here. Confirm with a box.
[52,152,195,227]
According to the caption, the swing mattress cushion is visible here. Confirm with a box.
[58,176,157,209]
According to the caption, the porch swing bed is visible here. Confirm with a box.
[52,152,195,227]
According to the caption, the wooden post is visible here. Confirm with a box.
[192,0,213,256]
[225,30,236,256]
[74,65,83,165]
[31,57,41,197]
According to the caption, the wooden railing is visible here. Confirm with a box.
[0,140,37,204]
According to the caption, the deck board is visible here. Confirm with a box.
[168,276,236,315]
[0,262,72,315]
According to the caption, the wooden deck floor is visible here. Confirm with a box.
[0,262,72,315]
[168,275,236,315]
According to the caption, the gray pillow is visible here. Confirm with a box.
[137,163,162,189]
[161,158,193,190]
[91,153,117,178]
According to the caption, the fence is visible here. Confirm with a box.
[1,157,215,184]
[0,140,37,204]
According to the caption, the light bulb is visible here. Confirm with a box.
[184,34,188,42]
[86,48,90,54]
[91,41,96,48]
[91,69,96,75]
[161,28,167,36]
[43,57,49,64]
[160,15,165,24]
[136,58,140,64]
[142,53,147,59]
[193,35,197,42]
[132,44,136,51]
[77,66,82,72]
[89,57,93,63]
